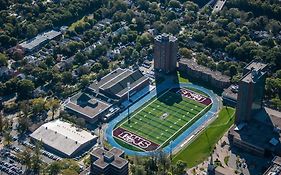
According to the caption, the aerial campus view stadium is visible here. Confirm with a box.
[106,78,221,156]
[2,0,281,174]
[112,87,214,152]
[105,34,221,157]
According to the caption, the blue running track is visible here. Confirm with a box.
[106,81,220,156]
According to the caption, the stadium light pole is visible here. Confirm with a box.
[170,140,173,161]
[127,82,130,123]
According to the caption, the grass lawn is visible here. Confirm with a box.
[68,15,93,31]
[115,138,143,152]
[172,107,235,168]
[177,71,189,83]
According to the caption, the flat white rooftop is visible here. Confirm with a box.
[30,120,97,157]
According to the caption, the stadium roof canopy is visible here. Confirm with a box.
[89,68,149,99]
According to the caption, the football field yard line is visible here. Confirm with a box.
[158,103,212,148]
[126,98,210,147]
[116,88,212,151]
[118,88,172,129]
[125,99,191,142]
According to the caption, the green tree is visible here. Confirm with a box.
[173,160,187,175]
[76,118,86,128]
[17,148,32,172]
[74,52,87,65]
[26,24,38,38]
[0,52,8,66]
[229,65,238,77]
[62,72,73,84]
[48,161,61,175]
[17,115,29,135]
[46,98,60,120]
[3,131,12,146]
[31,141,42,173]
[99,56,109,69]
[17,79,35,99]
[92,63,102,73]
[169,0,181,8]
[179,48,192,59]
[31,97,46,115]
[0,113,3,134]
[20,101,30,118]
[80,75,90,88]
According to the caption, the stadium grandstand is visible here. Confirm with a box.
[88,68,149,100]
[64,68,150,124]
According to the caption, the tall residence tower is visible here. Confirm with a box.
[235,61,267,123]
[153,33,178,73]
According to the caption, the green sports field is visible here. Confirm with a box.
[113,88,212,151]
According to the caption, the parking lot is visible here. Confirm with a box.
[0,148,24,175]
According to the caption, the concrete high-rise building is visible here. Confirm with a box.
[154,33,178,73]
[235,61,267,123]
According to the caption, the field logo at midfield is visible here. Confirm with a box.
[113,127,159,151]
[174,88,212,106]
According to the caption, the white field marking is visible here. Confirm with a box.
[159,103,212,148]
[118,88,174,144]
[118,87,213,149]
[180,135,195,147]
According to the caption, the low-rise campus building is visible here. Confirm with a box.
[178,58,231,89]
[30,120,97,158]
[64,68,149,124]
[19,30,62,53]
